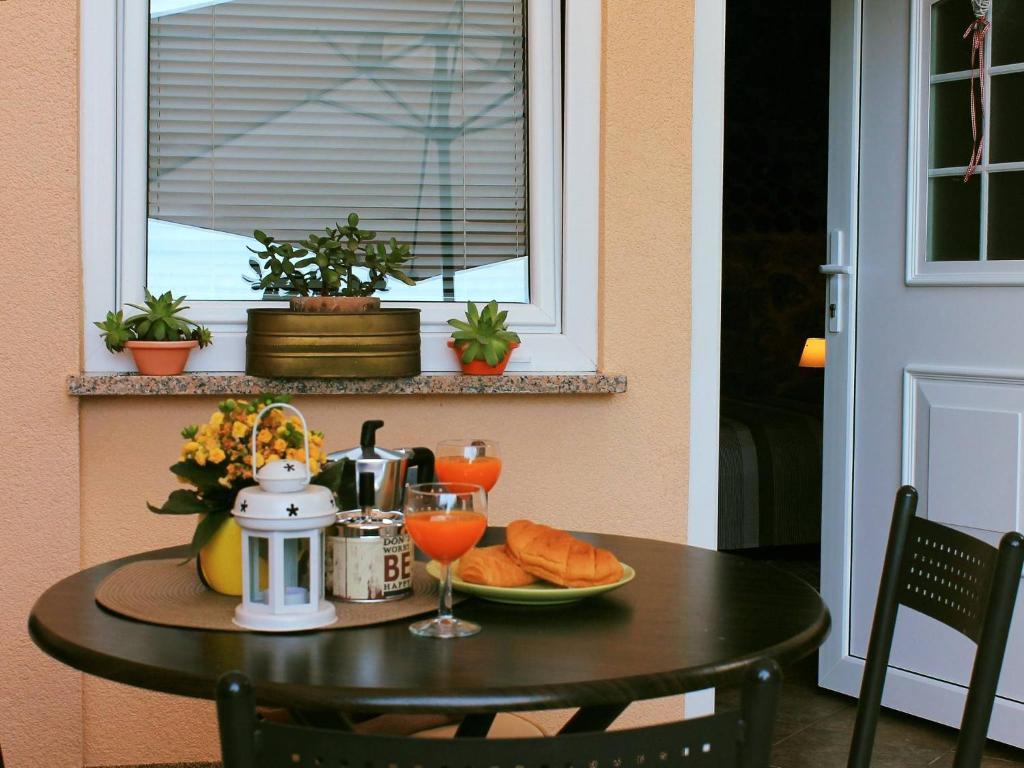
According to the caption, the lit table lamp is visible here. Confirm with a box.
[799,337,826,368]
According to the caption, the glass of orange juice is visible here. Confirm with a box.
[404,482,488,638]
[435,439,502,493]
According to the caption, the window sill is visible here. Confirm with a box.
[67,372,627,397]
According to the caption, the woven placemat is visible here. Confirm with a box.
[95,559,463,632]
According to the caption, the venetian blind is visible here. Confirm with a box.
[148,0,528,296]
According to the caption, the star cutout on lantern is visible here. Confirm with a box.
[284,463,296,472]
[286,504,299,517]
[240,500,248,512]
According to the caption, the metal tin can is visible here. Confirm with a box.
[326,510,413,602]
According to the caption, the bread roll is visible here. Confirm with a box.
[457,545,537,587]
[505,520,623,587]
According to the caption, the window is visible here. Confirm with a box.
[908,0,1024,284]
[82,0,600,372]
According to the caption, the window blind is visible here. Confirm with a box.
[148,0,528,298]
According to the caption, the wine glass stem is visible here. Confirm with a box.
[439,561,454,622]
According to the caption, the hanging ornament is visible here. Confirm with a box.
[963,0,991,182]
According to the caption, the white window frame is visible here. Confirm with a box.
[907,0,1024,285]
[81,0,600,373]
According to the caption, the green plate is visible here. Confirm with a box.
[425,560,636,605]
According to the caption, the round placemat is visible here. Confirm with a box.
[95,559,463,632]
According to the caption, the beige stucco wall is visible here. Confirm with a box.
[0,0,84,766]
[0,0,695,764]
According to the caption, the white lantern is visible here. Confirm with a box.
[232,403,337,632]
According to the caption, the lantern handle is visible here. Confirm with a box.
[250,402,312,483]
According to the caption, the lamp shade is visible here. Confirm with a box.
[799,337,826,368]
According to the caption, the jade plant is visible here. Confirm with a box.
[247,213,415,297]
[447,301,521,366]
[95,291,213,352]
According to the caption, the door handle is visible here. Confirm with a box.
[820,264,852,276]
[820,229,849,334]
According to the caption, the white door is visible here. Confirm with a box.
[819,0,1024,746]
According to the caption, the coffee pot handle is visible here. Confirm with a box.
[406,447,435,484]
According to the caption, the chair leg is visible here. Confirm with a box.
[739,660,781,768]
[848,486,918,768]
[953,532,1024,768]
[217,671,259,768]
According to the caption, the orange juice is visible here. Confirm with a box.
[435,455,503,492]
[405,510,487,563]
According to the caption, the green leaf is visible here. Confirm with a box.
[147,489,209,515]
[311,458,355,508]
[188,510,230,559]
[169,460,226,494]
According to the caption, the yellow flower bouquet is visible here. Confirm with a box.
[148,394,352,557]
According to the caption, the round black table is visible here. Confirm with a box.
[29,529,829,721]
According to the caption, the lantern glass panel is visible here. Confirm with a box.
[283,536,312,606]
[248,536,269,604]
[319,531,326,600]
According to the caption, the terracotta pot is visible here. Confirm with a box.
[289,296,381,313]
[197,515,244,596]
[448,339,519,375]
[124,339,198,375]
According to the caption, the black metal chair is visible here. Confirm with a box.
[217,661,783,768]
[848,486,1024,768]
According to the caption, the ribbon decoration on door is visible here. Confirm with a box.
[963,0,991,182]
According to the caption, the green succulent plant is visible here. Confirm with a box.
[94,310,134,353]
[447,300,521,366]
[95,291,213,353]
[247,212,416,298]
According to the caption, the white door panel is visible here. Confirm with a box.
[822,0,1024,744]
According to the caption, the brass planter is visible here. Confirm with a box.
[246,308,421,378]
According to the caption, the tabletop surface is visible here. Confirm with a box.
[29,529,831,713]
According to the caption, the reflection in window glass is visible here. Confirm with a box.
[987,173,1024,260]
[928,176,981,262]
[147,0,529,303]
[931,0,977,74]
[989,73,1024,164]
[993,0,1024,67]
[929,79,973,169]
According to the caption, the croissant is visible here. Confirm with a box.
[505,520,623,587]
[458,545,537,587]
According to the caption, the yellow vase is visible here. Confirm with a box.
[198,515,243,596]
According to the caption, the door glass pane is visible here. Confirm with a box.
[248,536,269,604]
[990,73,1024,163]
[932,0,978,74]
[993,0,1024,66]
[928,176,981,262]
[987,172,1024,260]
[930,79,973,168]
[283,537,311,605]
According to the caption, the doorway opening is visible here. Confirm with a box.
[717,0,829,582]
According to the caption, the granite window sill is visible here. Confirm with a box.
[67,373,627,397]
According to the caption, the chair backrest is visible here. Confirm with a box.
[848,486,1024,768]
[217,662,782,768]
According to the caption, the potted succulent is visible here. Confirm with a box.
[244,213,423,377]
[95,291,213,375]
[248,213,415,312]
[447,300,521,375]
[148,395,353,596]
